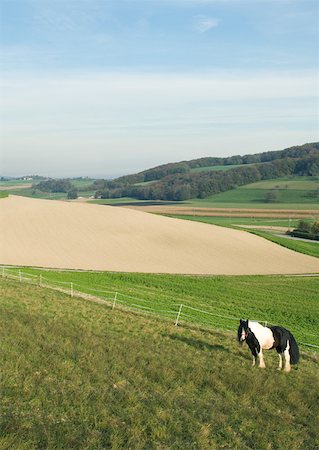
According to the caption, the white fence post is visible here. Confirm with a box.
[70,282,74,297]
[19,270,22,282]
[39,274,42,287]
[175,304,183,326]
[112,292,118,309]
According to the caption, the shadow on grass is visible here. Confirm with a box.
[164,333,230,353]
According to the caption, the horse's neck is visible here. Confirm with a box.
[249,321,273,348]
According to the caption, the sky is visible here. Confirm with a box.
[0,0,318,178]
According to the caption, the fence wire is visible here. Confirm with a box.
[1,267,318,350]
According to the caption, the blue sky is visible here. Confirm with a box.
[1,0,318,177]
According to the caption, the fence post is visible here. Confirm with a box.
[2,267,4,278]
[175,304,183,326]
[112,292,118,310]
[19,270,22,282]
[70,282,74,297]
[39,274,42,287]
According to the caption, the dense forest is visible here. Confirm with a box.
[93,142,319,201]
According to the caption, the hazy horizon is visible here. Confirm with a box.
[1,140,318,180]
[1,0,318,178]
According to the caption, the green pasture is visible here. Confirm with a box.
[0,192,8,199]
[190,164,245,173]
[8,187,96,200]
[165,215,302,228]
[0,179,33,187]
[4,268,319,348]
[185,176,319,209]
[1,278,319,450]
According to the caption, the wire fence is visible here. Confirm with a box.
[1,266,319,350]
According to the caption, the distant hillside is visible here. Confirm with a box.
[93,142,319,201]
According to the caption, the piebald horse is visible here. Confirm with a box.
[237,319,299,372]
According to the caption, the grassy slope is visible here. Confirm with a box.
[1,279,319,450]
[0,192,8,199]
[6,269,319,348]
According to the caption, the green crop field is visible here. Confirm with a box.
[1,278,319,449]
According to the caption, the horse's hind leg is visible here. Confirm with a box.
[283,341,291,372]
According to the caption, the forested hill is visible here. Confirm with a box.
[94,142,319,201]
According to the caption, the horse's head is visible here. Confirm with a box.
[237,319,249,345]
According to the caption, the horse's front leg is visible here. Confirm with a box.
[250,347,258,366]
[258,350,266,369]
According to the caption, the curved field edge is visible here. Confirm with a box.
[163,215,319,259]
[1,279,319,450]
[3,268,319,348]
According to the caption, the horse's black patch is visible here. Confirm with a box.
[270,325,300,364]
[246,330,260,357]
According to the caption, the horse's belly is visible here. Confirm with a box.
[262,335,275,350]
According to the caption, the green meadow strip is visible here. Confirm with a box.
[2,267,318,349]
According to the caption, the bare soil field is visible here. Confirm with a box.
[0,196,318,275]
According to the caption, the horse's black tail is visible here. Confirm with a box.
[288,331,300,365]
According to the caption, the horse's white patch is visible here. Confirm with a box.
[248,321,275,350]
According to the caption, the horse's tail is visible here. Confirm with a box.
[288,331,300,365]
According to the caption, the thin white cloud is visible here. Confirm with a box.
[195,16,219,33]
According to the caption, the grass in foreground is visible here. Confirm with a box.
[1,279,319,450]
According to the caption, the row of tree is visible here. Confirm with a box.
[33,179,79,199]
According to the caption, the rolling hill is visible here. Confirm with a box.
[1,195,318,274]
[92,142,319,201]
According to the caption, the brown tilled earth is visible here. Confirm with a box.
[0,195,318,275]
